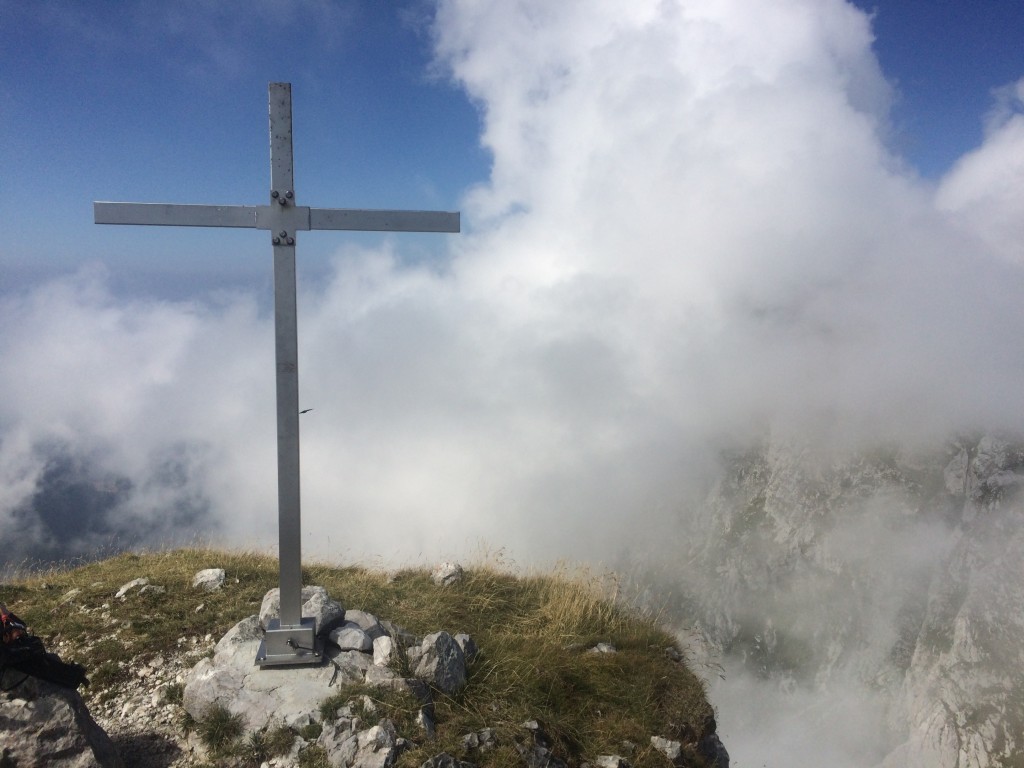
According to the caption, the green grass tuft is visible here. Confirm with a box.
[196,704,244,755]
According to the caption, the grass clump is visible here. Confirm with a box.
[3,548,715,767]
[196,704,244,756]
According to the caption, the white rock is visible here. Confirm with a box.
[115,578,149,598]
[431,562,464,586]
[192,568,226,592]
[373,635,395,667]
[329,624,372,653]
[414,631,466,694]
[344,609,387,639]
[650,736,682,761]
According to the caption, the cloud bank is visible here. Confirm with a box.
[3,0,1023,564]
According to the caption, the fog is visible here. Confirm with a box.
[2,1,1023,764]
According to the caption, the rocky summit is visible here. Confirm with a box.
[185,588,486,768]
[2,559,719,768]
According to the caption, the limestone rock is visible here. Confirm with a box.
[416,706,437,737]
[431,562,464,586]
[345,609,388,640]
[191,568,226,591]
[373,635,395,667]
[114,577,148,598]
[0,673,124,767]
[593,756,629,768]
[414,631,466,694]
[364,663,400,686]
[330,623,373,652]
[183,614,356,731]
[462,728,497,752]
[258,585,346,636]
[684,434,1024,766]
[318,717,405,768]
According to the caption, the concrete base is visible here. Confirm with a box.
[255,618,321,667]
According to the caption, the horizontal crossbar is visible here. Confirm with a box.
[95,202,259,228]
[310,208,460,233]
[95,202,460,234]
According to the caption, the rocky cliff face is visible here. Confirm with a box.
[665,434,1024,767]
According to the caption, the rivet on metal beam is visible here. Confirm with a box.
[287,237,295,245]
[285,191,294,199]
[279,230,287,238]
[271,190,280,199]
[278,197,287,206]
[273,237,281,245]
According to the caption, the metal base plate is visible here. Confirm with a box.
[255,617,322,667]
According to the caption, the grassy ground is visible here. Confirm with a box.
[1,549,715,767]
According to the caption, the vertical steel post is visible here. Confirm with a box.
[269,83,303,632]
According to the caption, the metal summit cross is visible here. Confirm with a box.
[94,82,460,667]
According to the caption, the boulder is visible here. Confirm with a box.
[0,672,124,767]
[191,568,226,592]
[431,562,464,586]
[414,631,466,694]
[182,614,361,731]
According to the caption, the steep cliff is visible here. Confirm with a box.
[669,435,1024,767]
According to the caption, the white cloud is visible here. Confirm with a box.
[3,0,1022,562]
[936,77,1024,265]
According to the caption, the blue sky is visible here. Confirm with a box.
[850,0,1024,174]
[1,1,485,293]
[2,0,1022,295]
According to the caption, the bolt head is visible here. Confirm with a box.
[279,230,287,238]
[287,237,295,245]
[285,190,294,199]
[271,190,280,199]
[273,237,281,245]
